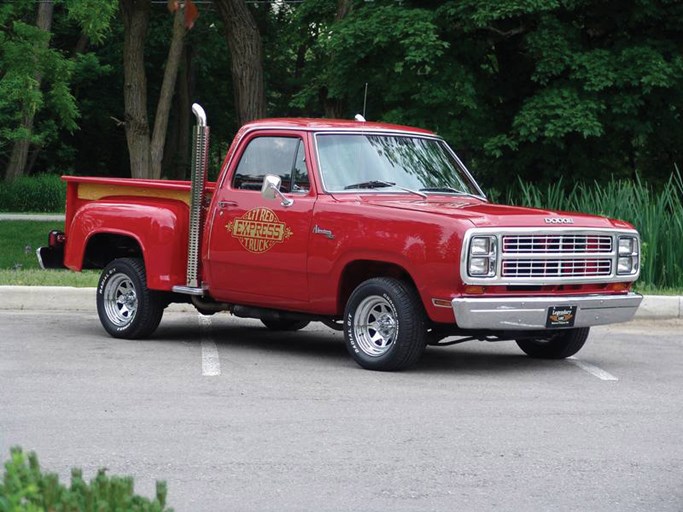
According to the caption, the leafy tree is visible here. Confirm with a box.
[3,0,681,188]
[267,0,682,186]
[436,0,683,184]
[0,0,116,181]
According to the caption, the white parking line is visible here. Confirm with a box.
[567,357,618,381]
[198,315,221,377]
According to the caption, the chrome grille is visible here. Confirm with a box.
[462,228,639,285]
[502,259,613,278]
[502,234,612,254]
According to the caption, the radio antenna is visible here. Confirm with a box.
[362,82,368,119]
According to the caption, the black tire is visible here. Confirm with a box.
[515,327,590,359]
[260,319,310,331]
[343,277,426,371]
[96,258,164,339]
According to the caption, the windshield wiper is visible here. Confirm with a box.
[345,180,427,198]
[344,180,394,190]
[419,187,464,194]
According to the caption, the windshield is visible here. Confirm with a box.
[315,133,482,196]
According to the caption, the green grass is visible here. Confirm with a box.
[0,220,64,270]
[0,219,99,286]
[0,268,99,286]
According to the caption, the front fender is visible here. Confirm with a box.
[64,199,190,291]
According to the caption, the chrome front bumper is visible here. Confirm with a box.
[451,293,643,330]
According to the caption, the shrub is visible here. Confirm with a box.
[0,175,66,213]
[0,447,173,512]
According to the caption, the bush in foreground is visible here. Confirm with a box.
[0,447,172,512]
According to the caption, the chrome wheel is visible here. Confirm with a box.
[344,278,426,371]
[352,295,398,357]
[97,258,164,339]
[103,274,138,327]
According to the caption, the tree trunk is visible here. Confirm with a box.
[335,0,353,21]
[4,0,54,182]
[150,8,186,179]
[120,0,151,179]
[214,0,266,126]
[172,44,193,180]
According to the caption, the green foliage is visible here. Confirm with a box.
[0,0,115,178]
[439,0,683,184]
[64,0,117,44]
[292,2,451,114]
[500,171,683,289]
[0,16,78,141]
[261,0,677,186]
[0,175,66,212]
[0,447,173,511]
[2,0,682,187]
[512,88,605,142]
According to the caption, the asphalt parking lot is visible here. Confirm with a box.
[1,310,682,511]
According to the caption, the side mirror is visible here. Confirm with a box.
[261,174,294,207]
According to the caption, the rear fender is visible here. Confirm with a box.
[64,200,190,291]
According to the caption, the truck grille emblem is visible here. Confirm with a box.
[544,217,574,224]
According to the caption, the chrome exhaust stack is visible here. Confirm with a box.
[173,103,210,296]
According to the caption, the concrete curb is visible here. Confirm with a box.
[0,286,681,320]
[0,286,195,313]
[637,295,683,320]
[0,286,96,312]
[0,213,65,222]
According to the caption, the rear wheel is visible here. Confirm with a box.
[343,277,426,371]
[97,258,164,339]
[260,319,310,331]
[516,327,590,359]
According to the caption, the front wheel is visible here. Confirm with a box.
[515,327,590,359]
[97,258,164,339]
[344,278,426,371]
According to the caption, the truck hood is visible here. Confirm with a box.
[350,195,632,229]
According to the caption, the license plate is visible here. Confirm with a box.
[546,305,578,328]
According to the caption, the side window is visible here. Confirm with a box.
[232,136,306,193]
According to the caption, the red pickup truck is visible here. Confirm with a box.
[39,104,643,371]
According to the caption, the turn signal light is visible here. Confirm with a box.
[464,286,486,295]
[432,299,453,308]
[608,282,630,292]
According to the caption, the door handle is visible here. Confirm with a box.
[218,200,238,209]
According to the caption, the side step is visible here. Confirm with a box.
[172,285,205,296]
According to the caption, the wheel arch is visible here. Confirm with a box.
[63,200,190,291]
[337,259,421,316]
[83,231,144,270]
